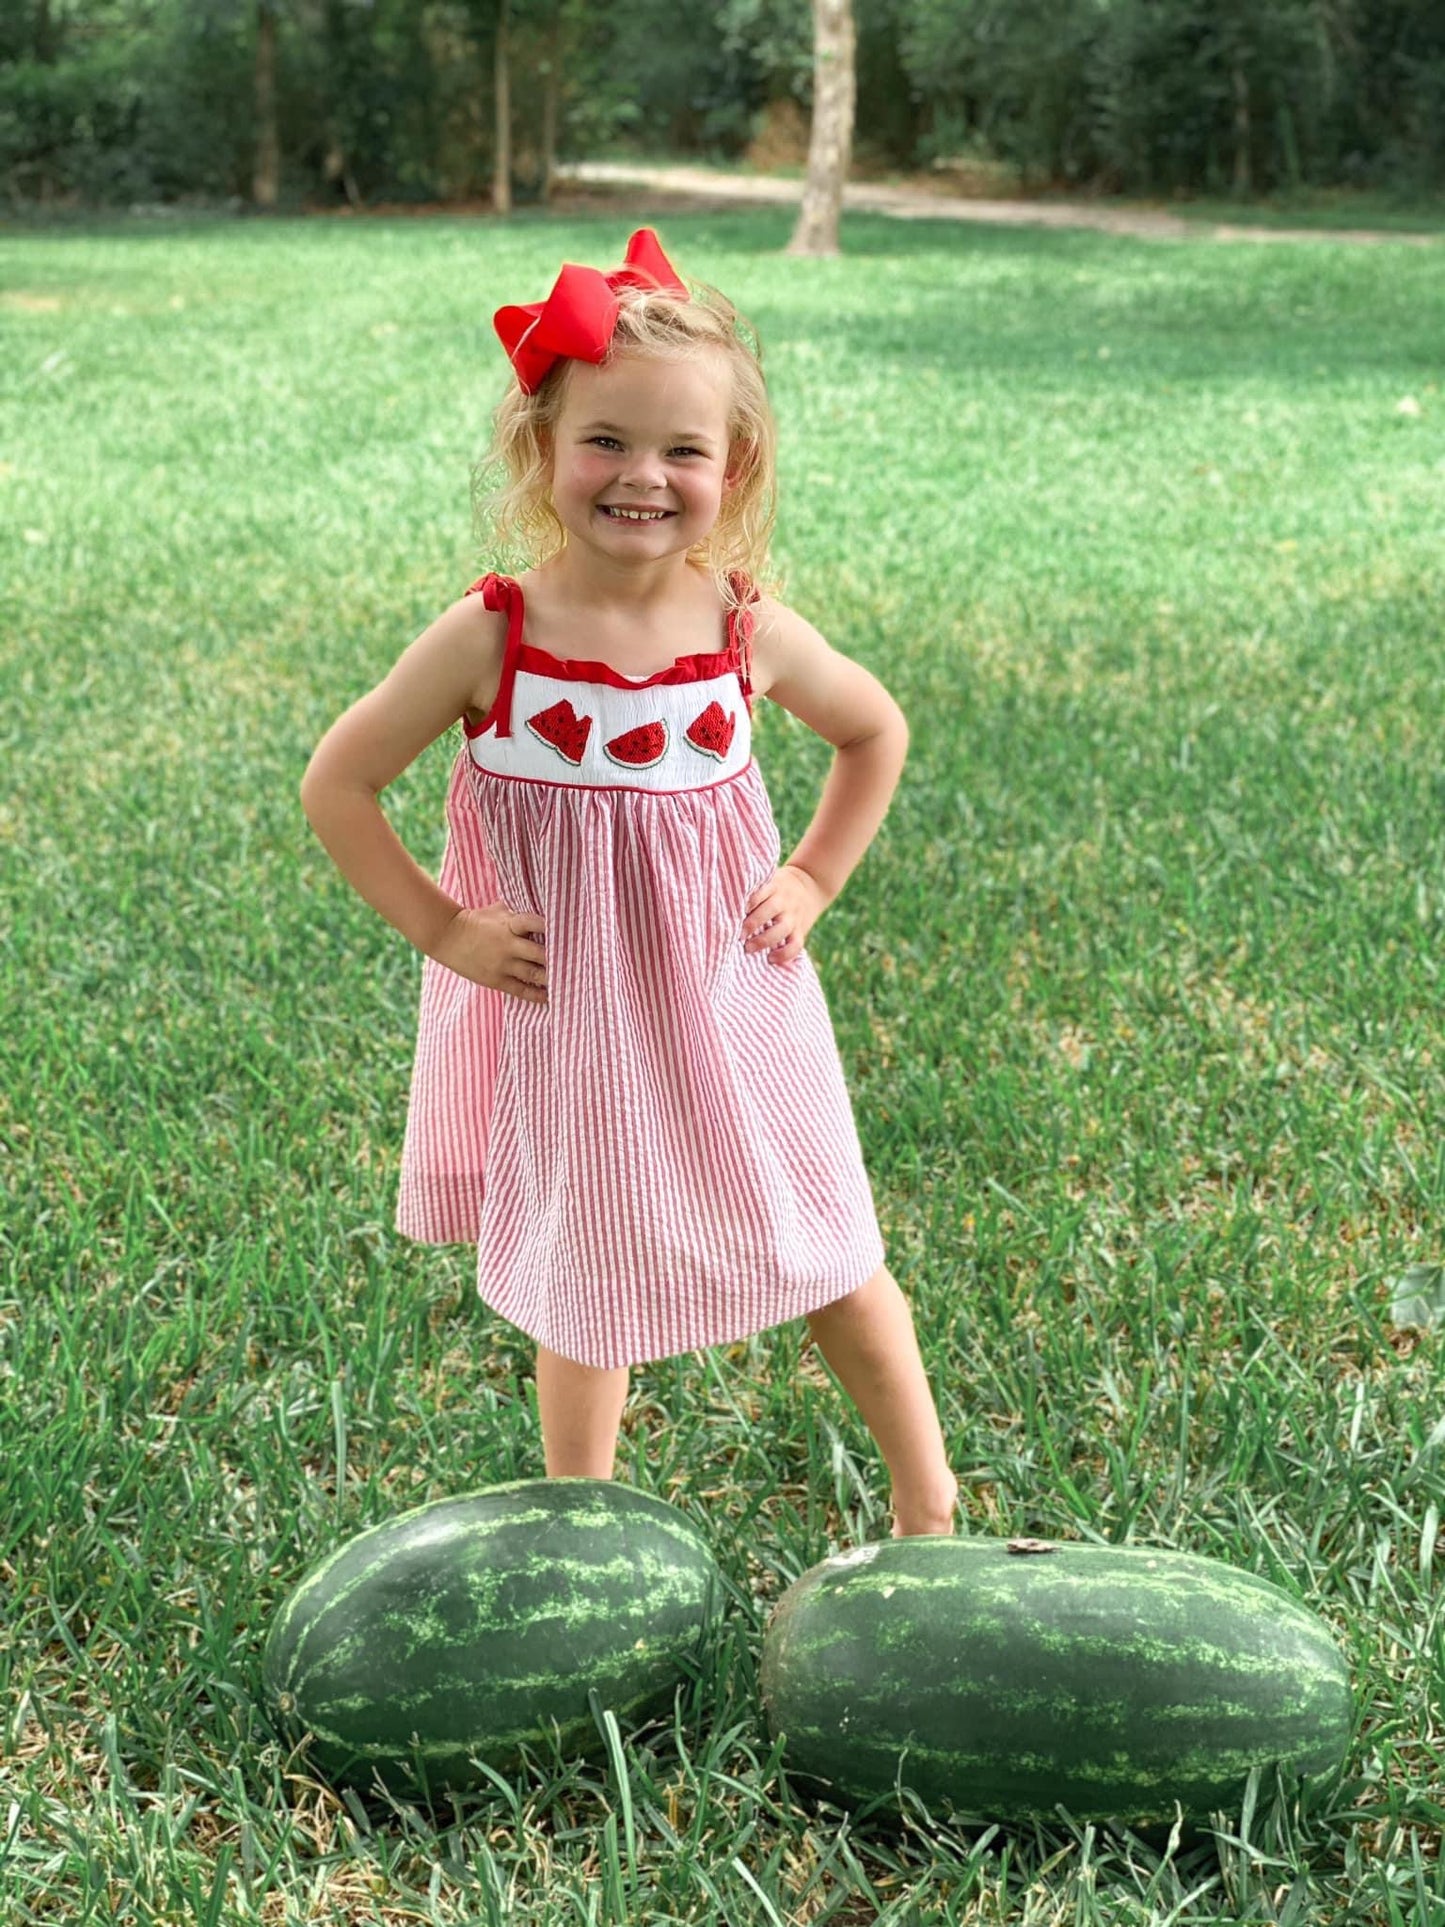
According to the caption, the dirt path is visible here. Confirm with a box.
[562,159,1441,247]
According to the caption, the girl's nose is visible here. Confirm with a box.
[619,449,667,490]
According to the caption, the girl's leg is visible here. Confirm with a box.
[534,1343,630,1478]
[805,1265,959,1537]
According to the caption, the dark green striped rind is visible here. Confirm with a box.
[759,1539,1353,1824]
[262,1478,722,1794]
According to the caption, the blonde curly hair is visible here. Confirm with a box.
[472,270,778,611]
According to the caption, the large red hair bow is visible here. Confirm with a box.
[493,227,688,395]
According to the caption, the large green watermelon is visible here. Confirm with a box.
[759,1537,1353,1824]
[263,1478,722,1795]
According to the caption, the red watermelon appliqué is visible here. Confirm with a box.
[527,699,592,766]
[605,721,669,770]
[685,701,736,762]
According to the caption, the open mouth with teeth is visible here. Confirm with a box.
[598,505,675,522]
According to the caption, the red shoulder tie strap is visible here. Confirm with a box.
[726,572,757,711]
[464,572,525,738]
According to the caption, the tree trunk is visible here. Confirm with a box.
[540,9,560,205]
[1232,63,1251,196]
[322,0,362,208]
[324,136,362,207]
[494,0,512,216]
[253,0,280,208]
[787,0,855,256]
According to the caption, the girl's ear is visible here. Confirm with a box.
[724,439,754,492]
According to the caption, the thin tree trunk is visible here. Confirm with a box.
[253,0,280,208]
[494,0,512,216]
[322,0,362,207]
[787,0,855,256]
[540,9,560,205]
[1232,63,1251,195]
[324,135,362,207]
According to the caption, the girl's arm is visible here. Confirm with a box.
[752,599,909,906]
[299,597,506,957]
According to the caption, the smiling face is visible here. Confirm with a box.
[546,350,735,569]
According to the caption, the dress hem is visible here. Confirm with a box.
[396,1178,484,1247]
[471,1239,887,1369]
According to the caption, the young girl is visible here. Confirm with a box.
[300,227,958,1538]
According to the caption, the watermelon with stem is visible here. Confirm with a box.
[759,1536,1353,1825]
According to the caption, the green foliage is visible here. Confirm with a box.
[899,0,1104,181]
[719,0,813,106]
[0,8,253,204]
[898,0,1445,193]
[1089,0,1356,194]
[3,0,1444,206]
[564,0,815,158]
[286,0,494,205]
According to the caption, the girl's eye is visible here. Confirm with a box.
[586,437,704,458]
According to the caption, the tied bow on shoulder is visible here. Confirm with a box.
[492,228,688,395]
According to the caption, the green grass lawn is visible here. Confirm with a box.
[1167,186,1445,234]
[3,202,1444,1924]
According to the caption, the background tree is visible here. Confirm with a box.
[788,0,855,255]
[252,0,280,206]
[493,0,511,213]
[536,0,563,201]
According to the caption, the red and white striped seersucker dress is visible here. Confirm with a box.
[395,572,885,1368]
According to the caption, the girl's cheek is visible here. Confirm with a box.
[572,451,615,486]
